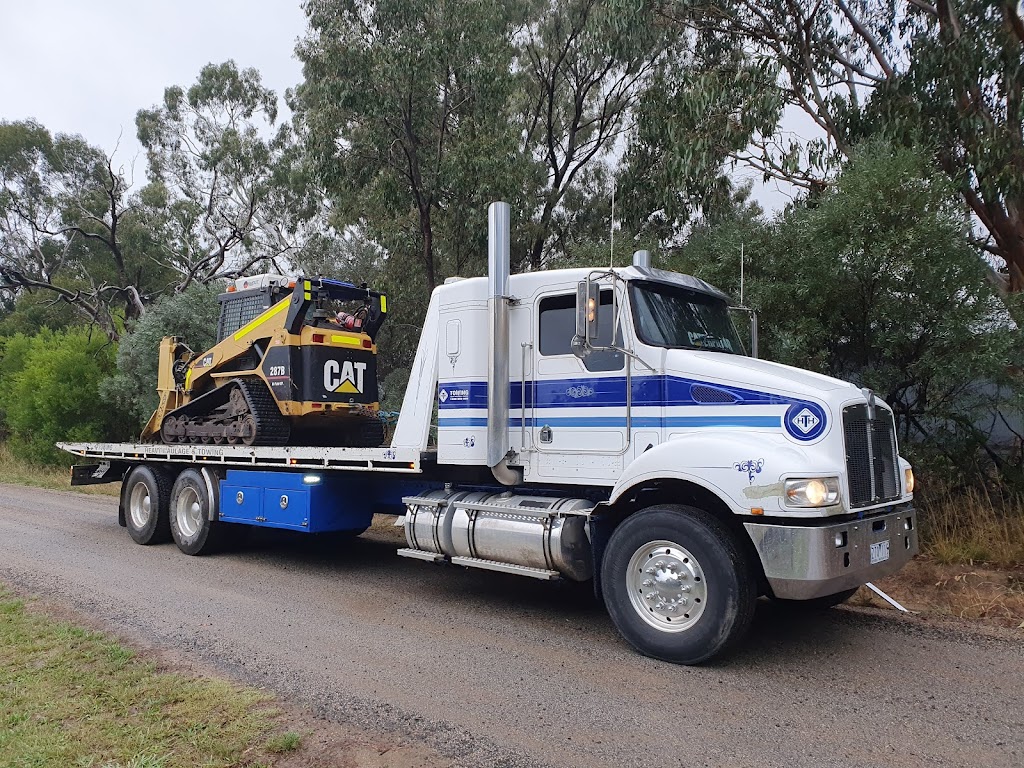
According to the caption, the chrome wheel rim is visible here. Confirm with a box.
[128,482,151,530]
[626,539,707,632]
[175,487,202,539]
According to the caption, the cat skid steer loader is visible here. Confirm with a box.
[141,275,388,447]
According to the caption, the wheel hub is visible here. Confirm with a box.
[129,482,152,529]
[176,487,203,538]
[627,540,707,632]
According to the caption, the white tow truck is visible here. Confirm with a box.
[61,202,918,663]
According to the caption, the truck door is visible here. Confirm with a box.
[531,288,627,479]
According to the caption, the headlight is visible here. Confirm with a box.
[904,467,914,495]
[785,477,840,508]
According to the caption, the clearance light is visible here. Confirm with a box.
[904,467,915,495]
[302,474,322,485]
[785,477,840,508]
[312,333,325,343]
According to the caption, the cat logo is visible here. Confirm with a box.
[324,360,366,394]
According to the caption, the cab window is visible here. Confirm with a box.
[538,291,623,372]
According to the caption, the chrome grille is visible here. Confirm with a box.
[843,404,900,508]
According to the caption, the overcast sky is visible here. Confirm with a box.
[0,1,796,212]
[0,0,306,178]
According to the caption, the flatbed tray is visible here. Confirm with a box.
[58,441,431,474]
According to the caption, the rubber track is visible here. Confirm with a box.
[161,377,290,446]
[236,377,291,446]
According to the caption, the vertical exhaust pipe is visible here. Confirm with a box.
[487,202,522,486]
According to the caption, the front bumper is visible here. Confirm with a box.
[744,507,917,600]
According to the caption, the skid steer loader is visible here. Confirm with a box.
[141,275,388,447]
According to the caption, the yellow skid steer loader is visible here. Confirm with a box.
[141,275,388,447]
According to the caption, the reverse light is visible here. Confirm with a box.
[785,477,840,508]
[904,467,915,495]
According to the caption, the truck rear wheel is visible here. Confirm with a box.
[170,469,224,556]
[122,465,174,545]
[601,504,756,664]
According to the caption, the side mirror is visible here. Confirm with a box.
[573,280,600,357]
[729,306,759,359]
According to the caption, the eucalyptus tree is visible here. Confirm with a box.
[517,0,688,268]
[0,120,167,341]
[294,0,531,298]
[136,60,304,290]
[640,0,1024,291]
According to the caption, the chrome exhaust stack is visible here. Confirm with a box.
[487,202,522,486]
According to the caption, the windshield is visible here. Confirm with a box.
[629,281,744,354]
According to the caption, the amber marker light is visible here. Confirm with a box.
[751,507,764,515]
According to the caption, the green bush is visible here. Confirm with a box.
[0,329,131,464]
[101,284,221,430]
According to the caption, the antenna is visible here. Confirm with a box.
[610,179,616,269]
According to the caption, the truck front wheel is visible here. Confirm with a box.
[170,469,224,556]
[601,504,756,664]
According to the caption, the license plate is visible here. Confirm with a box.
[870,540,890,564]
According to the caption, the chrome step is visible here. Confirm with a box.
[396,547,444,563]
[450,556,560,580]
[453,499,594,519]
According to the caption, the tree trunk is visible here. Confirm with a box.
[420,203,435,294]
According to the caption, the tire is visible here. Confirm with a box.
[771,587,859,611]
[601,504,756,665]
[169,468,224,556]
[122,465,175,545]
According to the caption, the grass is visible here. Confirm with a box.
[0,443,119,497]
[917,487,1024,568]
[0,585,291,768]
[855,559,1024,629]
[264,732,301,754]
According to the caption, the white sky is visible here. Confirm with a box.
[0,0,794,213]
[0,0,307,180]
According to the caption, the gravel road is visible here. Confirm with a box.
[1,483,1021,768]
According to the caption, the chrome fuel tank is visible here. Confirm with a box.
[402,490,593,581]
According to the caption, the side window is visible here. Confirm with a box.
[538,291,624,372]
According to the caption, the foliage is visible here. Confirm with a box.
[868,0,1024,291]
[101,283,221,430]
[518,0,686,267]
[0,120,173,340]
[647,0,1024,292]
[672,142,1024,486]
[295,0,526,289]
[136,60,309,286]
[0,290,83,336]
[0,328,130,464]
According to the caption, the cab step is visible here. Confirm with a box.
[450,556,560,580]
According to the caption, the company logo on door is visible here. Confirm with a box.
[324,360,366,394]
[438,387,469,404]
